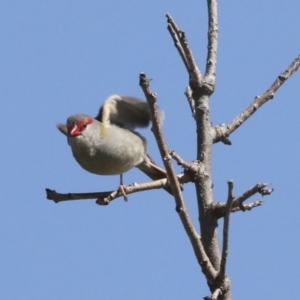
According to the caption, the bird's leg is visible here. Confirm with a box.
[118,173,128,201]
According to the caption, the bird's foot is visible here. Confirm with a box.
[118,185,129,202]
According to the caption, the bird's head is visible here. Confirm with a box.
[57,114,94,137]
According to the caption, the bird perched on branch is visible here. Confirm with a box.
[57,94,173,195]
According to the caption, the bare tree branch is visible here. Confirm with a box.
[139,73,183,198]
[166,14,202,85]
[232,183,273,210]
[213,183,274,218]
[164,2,231,296]
[185,86,196,117]
[205,0,218,82]
[169,150,199,174]
[46,189,112,203]
[166,14,189,74]
[230,200,263,213]
[191,11,221,279]
[46,173,191,205]
[139,72,217,283]
[214,54,300,143]
[219,181,234,278]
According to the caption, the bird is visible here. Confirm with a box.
[57,94,173,196]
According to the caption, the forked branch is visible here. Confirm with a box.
[213,183,274,218]
[166,13,202,87]
[214,54,300,143]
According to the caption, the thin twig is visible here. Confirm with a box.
[233,183,273,210]
[46,189,112,203]
[230,200,263,213]
[214,54,300,143]
[169,150,199,173]
[205,0,218,80]
[184,86,196,117]
[219,181,234,278]
[139,72,216,282]
[166,15,189,73]
[166,14,202,85]
[46,173,191,205]
[212,183,273,218]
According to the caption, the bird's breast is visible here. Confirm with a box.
[67,126,146,175]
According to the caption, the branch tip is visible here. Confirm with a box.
[213,182,273,217]
[260,187,274,196]
[214,54,300,143]
[166,13,202,81]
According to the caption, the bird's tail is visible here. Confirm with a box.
[137,155,182,195]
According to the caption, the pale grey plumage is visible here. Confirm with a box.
[67,114,147,175]
[57,95,174,195]
[95,95,151,130]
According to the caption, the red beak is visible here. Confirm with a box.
[67,124,82,137]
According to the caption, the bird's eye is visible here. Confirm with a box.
[80,118,93,130]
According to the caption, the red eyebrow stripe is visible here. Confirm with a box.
[82,117,93,125]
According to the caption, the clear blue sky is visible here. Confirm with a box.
[1,1,299,299]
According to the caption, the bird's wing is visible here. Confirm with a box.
[95,95,152,130]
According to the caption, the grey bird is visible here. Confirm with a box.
[57,95,173,195]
